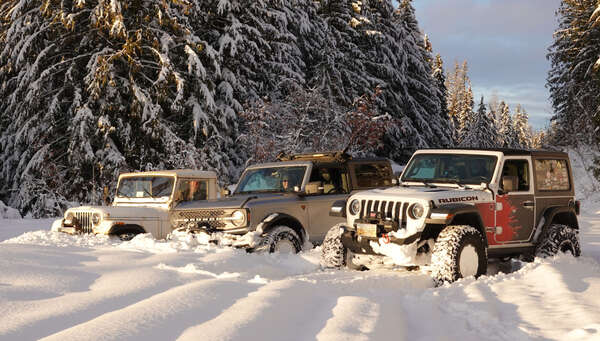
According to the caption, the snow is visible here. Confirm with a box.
[1,164,600,340]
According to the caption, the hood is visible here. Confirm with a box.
[351,185,492,205]
[175,192,289,210]
[67,206,164,219]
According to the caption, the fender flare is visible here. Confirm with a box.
[257,213,307,243]
[532,206,579,243]
[428,203,489,245]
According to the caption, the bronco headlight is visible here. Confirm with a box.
[409,203,425,219]
[91,213,101,225]
[231,210,246,227]
[349,199,361,215]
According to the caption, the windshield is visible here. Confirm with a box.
[236,166,307,194]
[402,154,497,185]
[117,176,175,199]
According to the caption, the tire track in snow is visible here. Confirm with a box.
[316,296,380,341]
[176,278,340,341]
[39,278,256,341]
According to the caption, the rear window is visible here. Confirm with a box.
[353,163,393,189]
[534,159,570,191]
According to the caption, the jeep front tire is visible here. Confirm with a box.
[430,225,488,285]
[535,224,581,258]
[320,224,347,268]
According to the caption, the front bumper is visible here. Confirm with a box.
[341,224,422,256]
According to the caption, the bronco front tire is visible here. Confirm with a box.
[258,225,302,253]
[430,225,488,285]
[535,224,581,258]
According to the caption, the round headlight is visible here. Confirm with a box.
[349,199,361,215]
[92,213,101,225]
[64,212,75,225]
[231,210,245,227]
[410,203,425,219]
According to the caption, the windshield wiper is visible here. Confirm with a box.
[141,187,157,198]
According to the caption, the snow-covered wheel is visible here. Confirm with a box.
[118,232,137,241]
[430,225,488,286]
[535,224,581,258]
[258,225,302,253]
[320,224,347,268]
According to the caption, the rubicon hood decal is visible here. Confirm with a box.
[438,196,479,204]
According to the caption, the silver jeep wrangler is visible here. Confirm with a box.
[322,148,581,284]
[170,152,394,252]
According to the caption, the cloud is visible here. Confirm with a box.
[412,0,561,129]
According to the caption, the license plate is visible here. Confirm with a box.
[356,223,378,238]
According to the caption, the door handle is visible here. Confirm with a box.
[523,201,535,208]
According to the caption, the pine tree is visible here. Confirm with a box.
[547,0,600,146]
[369,0,452,161]
[513,105,533,148]
[0,0,241,216]
[460,97,498,148]
[445,60,473,145]
[497,102,520,148]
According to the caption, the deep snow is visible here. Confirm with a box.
[1,149,599,341]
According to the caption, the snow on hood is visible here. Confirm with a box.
[350,185,492,204]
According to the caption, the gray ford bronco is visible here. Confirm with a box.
[321,148,581,284]
[170,152,394,252]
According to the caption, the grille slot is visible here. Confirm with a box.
[75,212,93,233]
[358,200,408,228]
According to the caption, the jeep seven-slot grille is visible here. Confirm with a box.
[75,212,93,233]
[177,210,227,229]
[359,200,409,227]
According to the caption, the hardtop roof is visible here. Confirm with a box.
[417,148,568,158]
[118,169,217,179]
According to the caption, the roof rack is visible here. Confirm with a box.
[276,150,352,162]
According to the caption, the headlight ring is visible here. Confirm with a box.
[409,203,425,219]
[230,210,246,227]
[349,199,361,215]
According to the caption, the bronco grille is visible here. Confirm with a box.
[75,212,93,233]
[359,200,409,227]
[177,210,227,229]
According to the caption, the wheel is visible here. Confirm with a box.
[430,225,488,285]
[535,224,581,258]
[320,224,347,268]
[118,232,137,241]
[258,225,302,253]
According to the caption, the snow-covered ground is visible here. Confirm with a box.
[1,150,599,341]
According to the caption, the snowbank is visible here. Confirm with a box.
[0,200,21,219]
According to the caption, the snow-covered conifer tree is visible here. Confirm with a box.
[460,97,498,148]
[498,102,520,148]
[0,0,241,216]
[513,105,533,148]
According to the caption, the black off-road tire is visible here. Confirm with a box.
[118,232,138,241]
[535,224,581,258]
[430,225,488,286]
[320,224,347,268]
[258,225,302,253]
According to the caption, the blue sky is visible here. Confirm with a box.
[409,0,561,129]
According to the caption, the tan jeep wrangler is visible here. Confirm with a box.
[322,148,581,284]
[52,170,218,240]
[170,151,394,252]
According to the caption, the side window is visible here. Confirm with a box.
[307,166,349,195]
[500,159,530,193]
[354,163,393,189]
[535,159,570,191]
[176,180,208,202]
